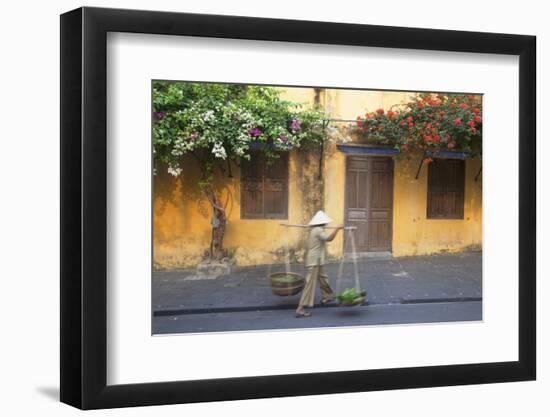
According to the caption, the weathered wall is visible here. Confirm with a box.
[392,154,482,256]
[153,87,483,269]
[153,148,324,269]
[316,146,483,259]
[281,87,411,121]
[322,141,346,260]
[280,87,482,257]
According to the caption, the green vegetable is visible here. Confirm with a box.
[336,288,367,304]
[272,274,302,283]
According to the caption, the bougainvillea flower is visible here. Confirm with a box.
[248,127,262,137]
[352,93,481,157]
[153,111,166,121]
[289,119,301,131]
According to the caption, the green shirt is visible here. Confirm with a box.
[305,226,330,267]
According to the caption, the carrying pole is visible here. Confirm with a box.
[335,228,361,293]
[284,229,291,275]
[349,229,360,291]
[336,230,349,291]
[280,223,357,230]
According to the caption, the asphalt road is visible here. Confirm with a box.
[153,252,482,313]
[153,301,482,335]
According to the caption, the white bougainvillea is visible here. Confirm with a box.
[152,81,328,260]
[211,143,227,160]
[152,82,326,178]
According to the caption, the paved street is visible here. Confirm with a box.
[152,251,482,334]
[153,301,482,334]
[153,252,481,310]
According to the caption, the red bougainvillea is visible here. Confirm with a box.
[354,93,482,158]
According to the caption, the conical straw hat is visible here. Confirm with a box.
[308,210,333,226]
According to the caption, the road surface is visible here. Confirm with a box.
[153,301,482,335]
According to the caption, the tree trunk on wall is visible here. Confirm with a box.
[204,187,227,260]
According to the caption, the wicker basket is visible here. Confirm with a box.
[270,272,305,296]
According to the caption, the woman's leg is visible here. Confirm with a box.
[319,266,334,302]
[296,266,319,316]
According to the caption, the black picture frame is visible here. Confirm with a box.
[60,6,536,410]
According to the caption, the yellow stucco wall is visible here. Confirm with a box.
[153,150,322,269]
[322,142,346,260]
[153,87,482,269]
[392,154,482,256]
[315,146,482,260]
[281,87,411,121]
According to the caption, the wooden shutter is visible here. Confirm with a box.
[264,155,288,218]
[241,152,288,219]
[427,159,465,219]
[241,153,265,218]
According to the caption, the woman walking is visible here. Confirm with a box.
[295,211,344,318]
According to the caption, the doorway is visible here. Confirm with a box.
[344,156,394,253]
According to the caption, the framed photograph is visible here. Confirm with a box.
[60,6,536,409]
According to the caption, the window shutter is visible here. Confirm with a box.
[444,160,465,218]
[264,155,288,218]
[427,159,465,219]
[427,160,447,218]
[241,154,264,218]
[241,152,288,219]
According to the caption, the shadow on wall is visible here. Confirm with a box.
[154,159,211,219]
[153,144,329,269]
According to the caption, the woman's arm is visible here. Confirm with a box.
[325,225,344,242]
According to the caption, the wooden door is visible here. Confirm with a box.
[345,156,394,252]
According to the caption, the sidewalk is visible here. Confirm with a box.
[153,251,482,315]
